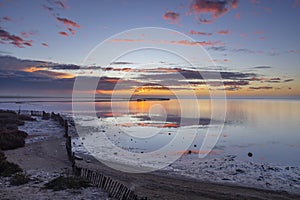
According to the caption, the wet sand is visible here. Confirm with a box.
[4,137,299,200]
[75,156,300,200]
[1,111,299,200]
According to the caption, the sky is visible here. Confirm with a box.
[0,0,300,97]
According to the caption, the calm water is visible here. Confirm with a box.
[1,98,299,166]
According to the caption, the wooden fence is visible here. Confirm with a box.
[40,111,149,200]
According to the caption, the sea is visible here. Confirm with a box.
[0,97,299,167]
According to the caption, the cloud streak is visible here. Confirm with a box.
[249,86,273,90]
[110,37,224,47]
[253,66,271,69]
[217,30,230,35]
[189,30,213,36]
[169,40,224,47]
[163,11,180,24]
[190,0,239,23]
[0,29,33,48]
[57,17,80,28]
[58,31,69,36]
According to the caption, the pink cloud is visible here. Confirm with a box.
[211,58,229,63]
[199,18,215,24]
[57,17,80,28]
[217,30,230,35]
[110,38,224,47]
[270,77,281,81]
[21,31,35,38]
[2,16,12,21]
[23,42,32,46]
[169,40,224,47]
[163,11,180,24]
[235,13,241,20]
[189,30,212,36]
[0,29,32,48]
[231,0,239,9]
[42,43,49,47]
[190,0,239,23]
[58,31,69,36]
[67,28,75,35]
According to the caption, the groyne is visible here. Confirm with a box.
[20,110,148,200]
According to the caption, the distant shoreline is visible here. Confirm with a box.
[0,96,300,103]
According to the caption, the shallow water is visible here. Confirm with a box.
[1,97,299,166]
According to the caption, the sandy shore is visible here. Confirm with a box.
[0,116,110,200]
[74,155,300,200]
[3,139,299,200]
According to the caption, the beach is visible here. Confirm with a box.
[0,111,110,200]
[2,1,300,199]
[1,109,299,200]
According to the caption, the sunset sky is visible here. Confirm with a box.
[0,0,300,97]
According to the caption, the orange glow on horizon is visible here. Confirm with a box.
[23,66,47,72]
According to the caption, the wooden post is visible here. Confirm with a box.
[98,174,104,188]
[111,182,119,198]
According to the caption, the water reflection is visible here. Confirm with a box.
[92,99,300,165]
[1,98,299,165]
[96,99,212,128]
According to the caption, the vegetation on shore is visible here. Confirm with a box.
[0,110,28,177]
[0,150,22,177]
[0,110,29,150]
[44,176,91,191]
[9,172,31,186]
[0,130,28,150]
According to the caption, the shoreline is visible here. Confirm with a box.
[0,110,110,200]
[1,109,300,199]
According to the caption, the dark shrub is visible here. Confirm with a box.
[0,110,21,128]
[44,176,91,191]
[0,130,27,150]
[10,172,30,186]
[0,160,22,177]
